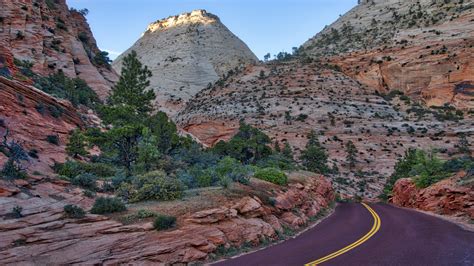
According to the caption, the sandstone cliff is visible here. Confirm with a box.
[300,0,474,109]
[391,171,474,220]
[0,171,333,264]
[0,77,82,176]
[112,10,258,116]
[0,0,118,99]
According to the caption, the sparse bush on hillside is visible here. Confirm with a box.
[46,135,60,145]
[120,171,184,203]
[64,204,86,219]
[90,197,126,214]
[153,214,176,231]
[300,130,329,174]
[71,173,98,191]
[254,167,288,185]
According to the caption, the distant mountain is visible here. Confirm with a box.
[300,0,474,109]
[112,10,258,116]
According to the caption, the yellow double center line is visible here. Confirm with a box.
[305,203,381,266]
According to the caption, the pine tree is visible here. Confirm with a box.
[66,130,87,158]
[94,51,156,173]
[273,141,281,153]
[299,130,328,174]
[135,128,161,173]
[345,140,357,169]
[103,50,155,126]
[458,134,471,156]
[282,141,293,160]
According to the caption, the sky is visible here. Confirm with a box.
[67,0,357,60]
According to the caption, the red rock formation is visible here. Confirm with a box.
[0,172,334,264]
[0,76,82,175]
[0,0,118,99]
[301,0,474,109]
[391,171,474,219]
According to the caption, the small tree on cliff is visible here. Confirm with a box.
[345,140,357,170]
[66,130,88,158]
[299,130,328,174]
[282,141,294,161]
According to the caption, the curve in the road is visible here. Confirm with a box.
[216,202,474,266]
[305,203,381,265]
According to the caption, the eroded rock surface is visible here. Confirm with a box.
[0,0,118,99]
[112,9,258,116]
[0,173,334,264]
[0,77,82,175]
[391,171,474,219]
[301,0,474,109]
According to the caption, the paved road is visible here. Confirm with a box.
[216,203,474,266]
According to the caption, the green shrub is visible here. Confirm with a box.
[1,159,27,180]
[254,167,288,185]
[46,135,59,145]
[215,156,252,185]
[153,214,176,231]
[63,204,85,218]
[120,209,157,224]
[129,171,184,202]
[53,160,116,179]
[71,173,97,190]
[90,197,126,214]
[12,206,23,218]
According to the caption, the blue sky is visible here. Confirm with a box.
[67,0,357,60]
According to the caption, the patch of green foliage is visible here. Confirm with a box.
[63,204,86,219]
[299,130,328,174]
[117,171,184,203]
[153,214,176,231]
[53,160,116,179]
[90,197,126,214]
[212,121,272,164]
[34,71,100,109]
[381,148,473,200]
[254,167,288,185]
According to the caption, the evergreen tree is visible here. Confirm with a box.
[458,134,471,156]
[282,141,293,160]
[299,130,328,174]
[102,50,155,126]
[66,130,88,158]
[92,51,156,173]
[345,140,357,169]
[273,141,281,153]
[212,121,272,164]
[135,128,161,173]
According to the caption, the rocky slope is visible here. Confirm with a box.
[112,10,258,116]
[0,0,118,99]
[177,60,473,198]
[0,77,83,176]
[300,0,474,109]
[391,170,473,220]
[0,171,333,264]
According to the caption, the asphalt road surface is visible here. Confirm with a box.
[216,203,474,266]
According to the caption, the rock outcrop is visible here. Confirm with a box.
[0,0,118,99]
[0,172,334,264]
[0,77,82,175]
[301,0,474,109]
[391,171,474,219]
[112,9,258,116]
